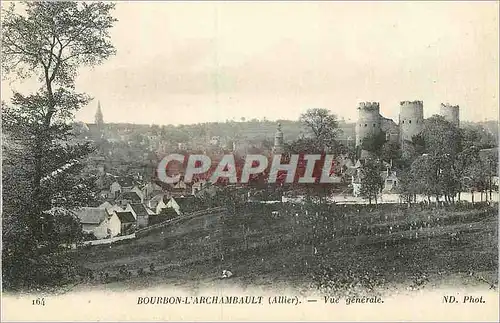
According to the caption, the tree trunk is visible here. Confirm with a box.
[471,190,474,204]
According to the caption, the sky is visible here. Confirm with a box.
[2,1,499,125]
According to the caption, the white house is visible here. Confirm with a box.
[108,212,121,237]
[76,207,110,239]
[165,196,198,215]
[147,193,169,212]
[156,198,168,215]
[381,170,398,192]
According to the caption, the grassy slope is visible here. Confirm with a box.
[74,204,498,293]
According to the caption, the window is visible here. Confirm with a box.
[402,120,404,124]
[409,120,412,124]
[373,124,375,127]
[364,124,367,127]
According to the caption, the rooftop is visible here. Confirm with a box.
[115,211,136,223]
[76,207,108,225]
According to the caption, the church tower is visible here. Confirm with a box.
[272,123,284,154]
[95,101,104,130]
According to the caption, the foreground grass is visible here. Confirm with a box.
[71,203,498,294]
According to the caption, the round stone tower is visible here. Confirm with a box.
[440,103,460,127]
[355,102,381,146]
[399,100,424,144]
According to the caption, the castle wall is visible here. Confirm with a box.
[440,103,460,127]
[355,102,382,146]
[380,117,399,143]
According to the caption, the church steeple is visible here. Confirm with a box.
[95,101,104,128]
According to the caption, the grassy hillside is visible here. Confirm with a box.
[73,203,498,293]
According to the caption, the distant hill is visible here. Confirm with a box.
[462,120,498,137]
[81,119,356,144]
[75,118,496,149]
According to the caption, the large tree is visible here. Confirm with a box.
[299,108,343,153]
[360,131,386,157]
[2,2,117,289]
[461,124,497,150]
[409,155,441,203]
[359,159,384,205]
[421,115,462,157]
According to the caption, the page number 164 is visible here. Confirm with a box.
[32,298,46,306]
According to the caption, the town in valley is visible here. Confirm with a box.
[1,2,498,318]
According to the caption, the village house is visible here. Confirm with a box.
[169,178,191,197]
[129,203,150,228]
[116,191,142,207]
[165,195,199,215]
[130,185,145,203]
[145,206,156,215]
[150,207,178,225]
[117,176,135,192]
[75,207,110,239]
[381,170,398,192]
[142,181,163,200]
[152,194,169,214]
[122,203,136,217]
[108,211,136,236]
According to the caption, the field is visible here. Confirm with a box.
[72,203,499,295]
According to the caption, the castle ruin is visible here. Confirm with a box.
[440,103,460,127]
[355,100,460,154]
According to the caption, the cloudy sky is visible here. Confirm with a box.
[2,1,498,125]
